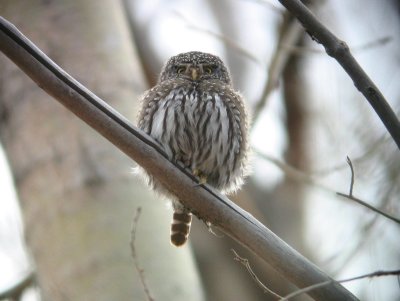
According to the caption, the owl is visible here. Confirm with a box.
[137,51,249,246]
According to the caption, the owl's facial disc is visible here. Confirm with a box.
[159,51,232,84]
[177,64,201,81]
[185,64,214,81]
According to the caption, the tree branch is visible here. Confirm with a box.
[253,10,305,122]
[280,269,400,301]
[280,36,392,56]
[232,249,283,299]
[131,207,155,301]
[337,157,400,225]
[256,151,400,225]
[0,17,358,301]
[276,0,400,150]
[255,149,333,193]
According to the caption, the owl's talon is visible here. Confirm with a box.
[198,176,207,185]
[192,168,200,177]
[193,178,206,187]
[192,169,207,186]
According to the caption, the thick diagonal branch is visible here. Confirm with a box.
[277,0,400,150]
[0,17,357,301]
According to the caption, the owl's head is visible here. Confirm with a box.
[158,51,232,84]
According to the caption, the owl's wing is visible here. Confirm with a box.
[137,80,177,133]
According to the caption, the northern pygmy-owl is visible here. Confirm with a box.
[138,51,249,246]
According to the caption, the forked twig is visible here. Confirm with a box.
[131,207,155,301]
[232,249,283,299]
[205,221,224,238]
[336,157,400,225]
[257,152,400,224]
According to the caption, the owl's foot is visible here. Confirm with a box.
[193,169,207,186]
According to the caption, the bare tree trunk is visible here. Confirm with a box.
[280,45,309,251]
[123,0,162,88]
[248,13,311,299]
[0,1,204,300]
[206,0,248,89]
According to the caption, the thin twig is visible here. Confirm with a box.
[232,249,283,299]
[130,207,155,301]
[253,0,325,123]
[331,179,398,276]
[336,157,400,225]
[311,134,390,176]
[173,11,262,66]
[253,11,305,122]
[280,269,400,301]
[205,221,224,238]
[346,156,355,196]
[255,149,333,193]
[337,192,400,225]
[277,0,400,150]
[257,151,400,225]
[280,36,393,56]
[351,36,392,52]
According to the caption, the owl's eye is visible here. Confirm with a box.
[204,66,214,74]
[176,66,186,74]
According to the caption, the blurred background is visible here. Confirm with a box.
[0,0,399,300]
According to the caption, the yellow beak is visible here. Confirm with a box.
[191,68,198,80]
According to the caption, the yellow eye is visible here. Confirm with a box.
[204,66,213,74]
[177,67,186,74]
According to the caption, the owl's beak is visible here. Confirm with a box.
[190,68,198,80]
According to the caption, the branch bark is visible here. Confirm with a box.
[0,17,358,301]
[277,0,400,150]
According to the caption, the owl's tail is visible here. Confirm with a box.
[171,205,192,247]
